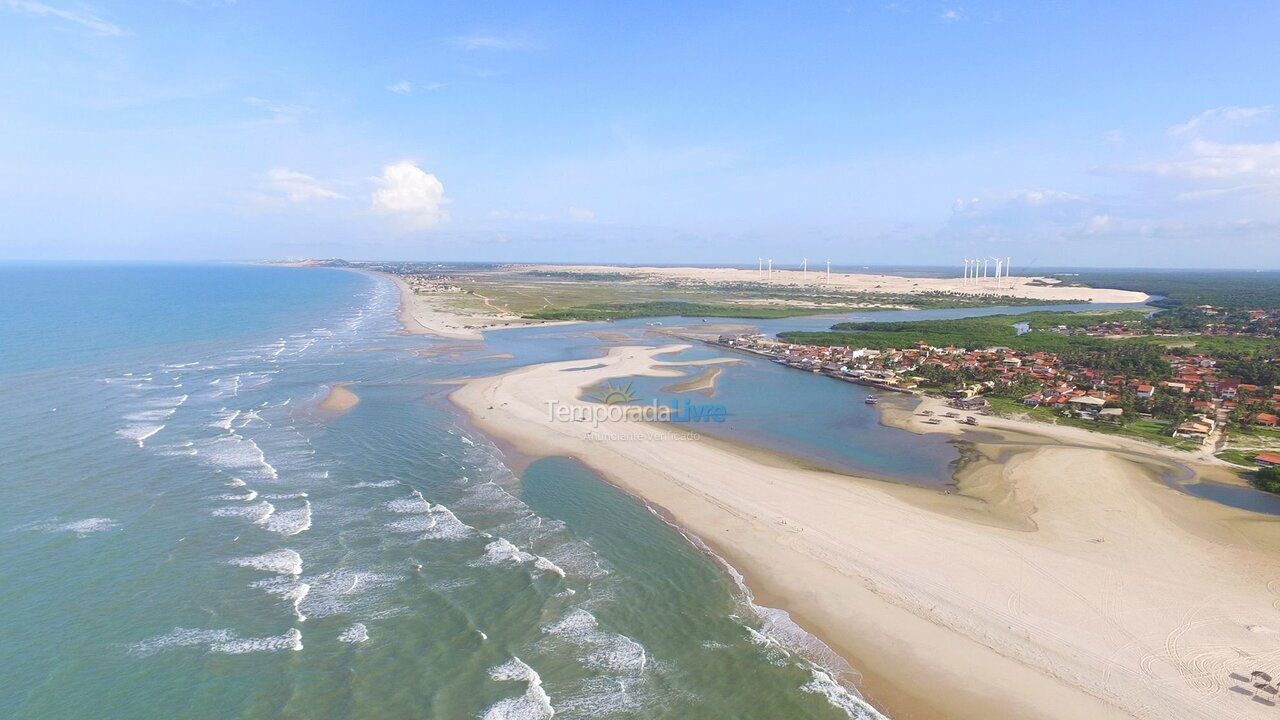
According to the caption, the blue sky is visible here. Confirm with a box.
[2,1,1279,268]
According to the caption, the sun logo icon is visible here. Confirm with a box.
[590,381,639,405]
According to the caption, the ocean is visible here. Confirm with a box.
[0,263,888,720]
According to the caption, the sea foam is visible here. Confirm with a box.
[263,500,311,536]
[130,627,301,656]
[482,657,555,720]
[542,609,646,674]
[337,623,369,643]
[251,577,311,622]
[229,549,302,576]
[211,628,303,654]
[35,517,119,537]
[478,538,565,577]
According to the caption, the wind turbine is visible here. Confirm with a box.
[802,257,808,282]
[826,259,831,284]
[990,256,1003,289]
[758,257,763,279]
[767,258,773,282]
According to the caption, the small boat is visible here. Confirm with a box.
[864,395,879,405]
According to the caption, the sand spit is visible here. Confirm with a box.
[452,343,1280,720]
[660,366,724,395]
[383,272,577,340]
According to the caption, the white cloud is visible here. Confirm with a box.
[1085,214,1114,234]
[1069,215,1280,244]
[1175,183,1275,202]
[953,189,1082,214]
[568,207,595,222]
[1102,129,1125,147]
[945,188,1098,243]
[447,33,531,51]
[387,80,413,95]
[4,0,121,35]
[939,9,962,23]
[1168,105,1271,136]
[243,96,308,124]
[371,161,447,229]
[1143,139,1280,179]
[1019,189,1083,205]
[268,168,346,202]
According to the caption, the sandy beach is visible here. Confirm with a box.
[452,343,1280,720]
[384,272,578,340]
[517,264,1151,304]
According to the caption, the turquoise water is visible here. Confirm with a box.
[0,265,883,719]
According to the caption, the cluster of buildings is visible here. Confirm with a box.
[717,333,926,392]
[399,273,461,294]
[716,334,1280,445]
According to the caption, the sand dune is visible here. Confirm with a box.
[452,344,1280,720]
[517,264,1152,304]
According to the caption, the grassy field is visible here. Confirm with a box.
[1216,425,1280,468]
[985,397,1202,451]
[1216,449,1259,467]
[522,301,864,321]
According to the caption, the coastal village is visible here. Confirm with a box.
[716,323,1280,464]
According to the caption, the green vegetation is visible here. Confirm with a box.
[523,301,863,321]
[1060,270,1280,309]
[778,310,1147,352]
[1253,466,1280,494]
[1218,355,1280,386]
[985,397,1202,451]
[776,309,1280,358]
[527,270,635,282]
[1216,449,1258,467]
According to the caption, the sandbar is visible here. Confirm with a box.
[451,343,1280,720]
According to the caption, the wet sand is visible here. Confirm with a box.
[319,383,359,413]
[659,366,724,395]
[451,343,1280,720]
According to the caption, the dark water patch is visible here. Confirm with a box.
[1176,481,1280,515]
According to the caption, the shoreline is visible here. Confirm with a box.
[378,270,581,340]
[450,343,1280,720]
[876,392,1249,488]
